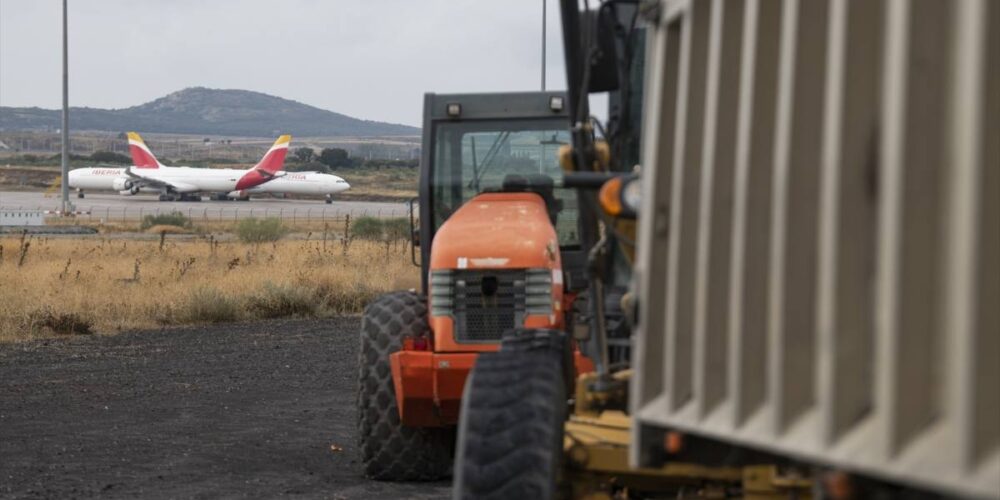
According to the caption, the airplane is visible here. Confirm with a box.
[69,133,350,202]
[228,171,351,204]
[69,132,290,201]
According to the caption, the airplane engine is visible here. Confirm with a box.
[112,177,139,195]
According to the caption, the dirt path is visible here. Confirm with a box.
[0,318,450,499]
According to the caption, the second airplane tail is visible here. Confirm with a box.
[126,132,164,169]
[234,135,292,190]
[252,135,291,176]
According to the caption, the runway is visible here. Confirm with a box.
[0,191,409,220]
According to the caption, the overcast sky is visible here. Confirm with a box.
[0,0,571,127]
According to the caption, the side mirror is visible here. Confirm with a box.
[408,197,420,267]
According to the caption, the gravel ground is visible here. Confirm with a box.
[0,318,450,499]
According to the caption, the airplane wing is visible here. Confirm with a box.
[124,167,199,193]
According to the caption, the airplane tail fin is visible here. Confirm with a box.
[233,135,292,190]
[252,135,291,176]
[127,132,163,169]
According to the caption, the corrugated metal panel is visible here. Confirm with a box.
[631,0,1000,497]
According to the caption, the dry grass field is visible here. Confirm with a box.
[0,233,418,341]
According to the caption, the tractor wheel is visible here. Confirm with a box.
[454,329,569,500]
[357,290,453,481]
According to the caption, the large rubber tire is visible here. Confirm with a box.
[453,329,568,500]
[357,290,453,481]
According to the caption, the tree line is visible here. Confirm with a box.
[4,147,418,171]
[285,147,418,172]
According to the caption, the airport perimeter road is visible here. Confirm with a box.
[0,191,408,220]
[0,318,449,500]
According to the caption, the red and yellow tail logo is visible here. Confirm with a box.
[235,135,292,190]
[127,132,162,169]
[253,135,291,175]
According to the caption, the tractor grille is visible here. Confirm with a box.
[453,270,525,342]
[431,268,554,343]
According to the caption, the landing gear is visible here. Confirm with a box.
[77,189,85,199]
[158,193,175,202]
[325,194,333,204]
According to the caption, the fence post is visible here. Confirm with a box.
[292,208,296,223]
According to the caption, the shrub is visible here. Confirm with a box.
[351,217,410,241]
[351,216,384,240]
[140,212,191,231]
[246,282,317,319]
[183,287,240,323]
[235,218,286,243]
[382,218,410,241]
[321,281,381,314]
[28,308,93,335]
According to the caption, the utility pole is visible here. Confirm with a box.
[541,0,547,91]
[60,0,73,213]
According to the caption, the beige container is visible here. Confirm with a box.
[630,0,998,497]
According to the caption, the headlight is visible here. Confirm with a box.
[524,268,553,315]
[598,174,640,218]
[429,270,454,317]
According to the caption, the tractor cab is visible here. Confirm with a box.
[416,92,582,292]
[357,91,585,481]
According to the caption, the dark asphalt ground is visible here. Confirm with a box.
[0,318,450,499]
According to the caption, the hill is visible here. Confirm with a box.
[0,87,419,137]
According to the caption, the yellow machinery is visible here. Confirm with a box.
[452,0,998,498]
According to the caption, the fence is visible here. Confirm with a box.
[0,204,409,225]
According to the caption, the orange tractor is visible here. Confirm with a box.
[356,91,597,480]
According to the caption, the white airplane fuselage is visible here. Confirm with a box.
[68,166,350,198]
[232,171,351,197]
[69,166,247,194]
